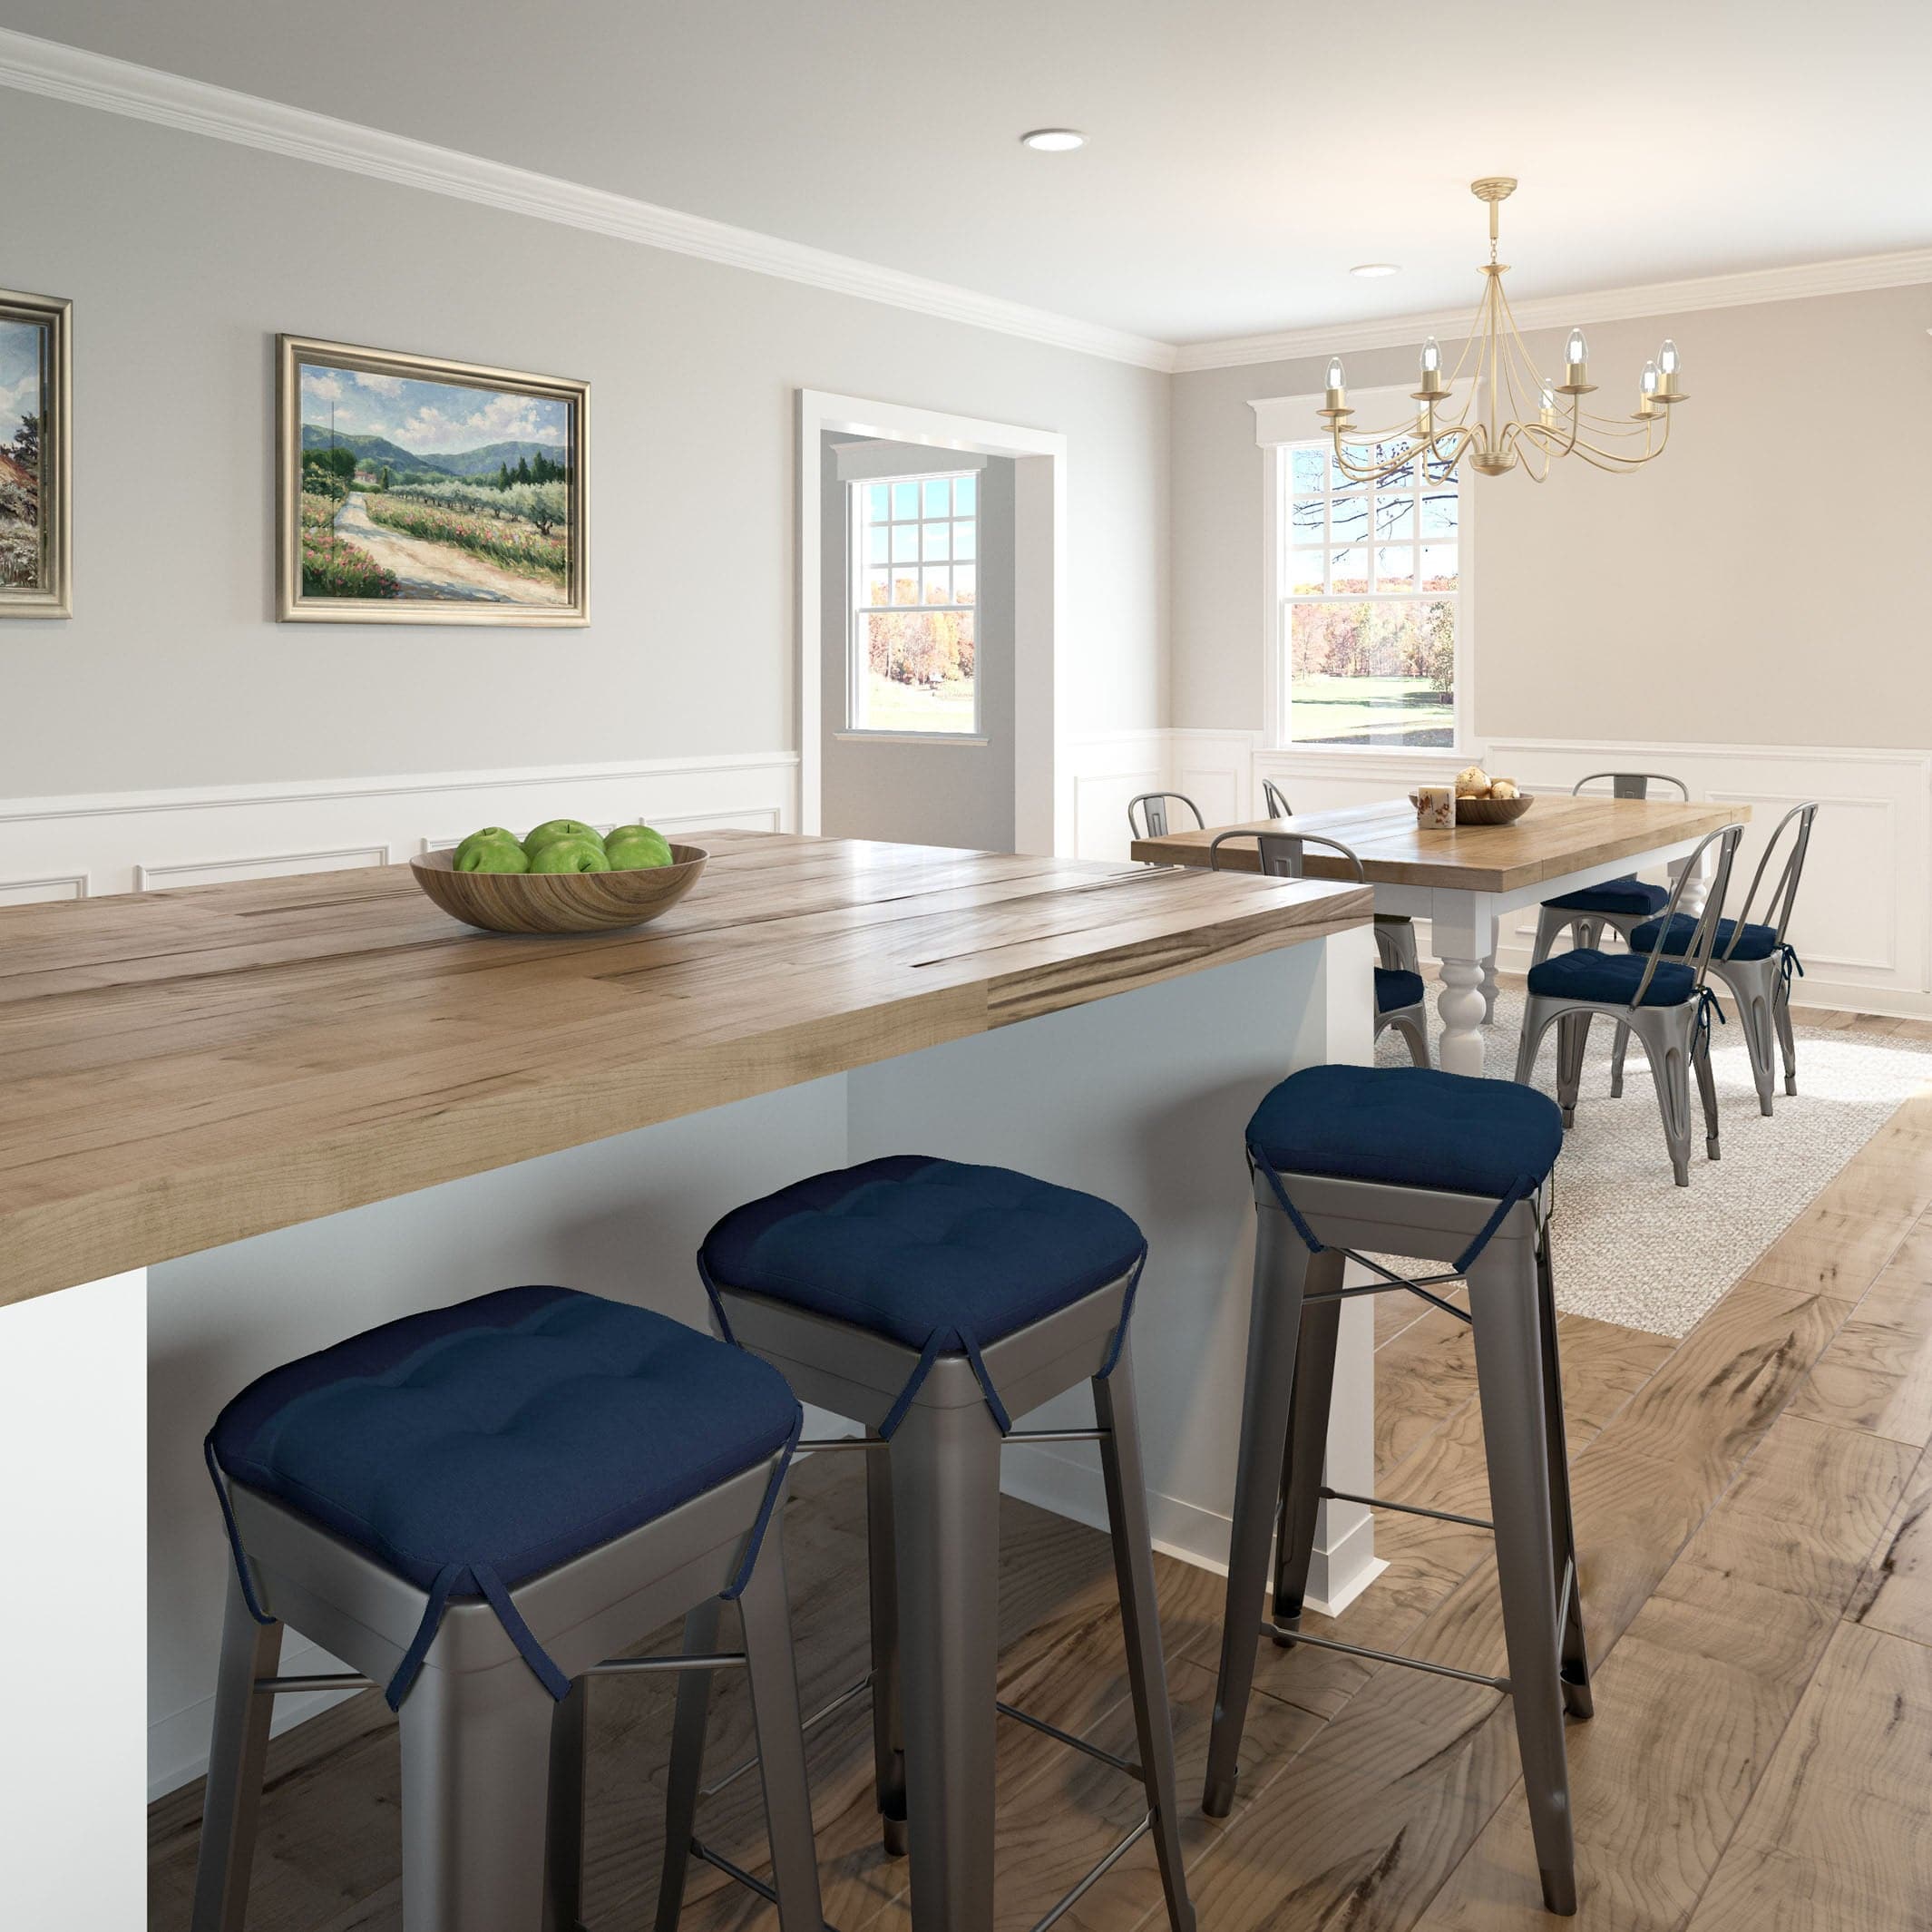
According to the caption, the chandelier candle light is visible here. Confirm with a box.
[1319,178,1687,482]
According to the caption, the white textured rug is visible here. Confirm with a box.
[1373,989,1932,1337]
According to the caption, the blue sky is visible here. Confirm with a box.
[0,319,43,447]
[299,363,567,454]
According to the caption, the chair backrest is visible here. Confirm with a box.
[1626,822,1744,1007]
[1208,828,1365,883]
[1724,802,1818,956]
[1261,778,1293,820]
[1572,770,1691,801]
[1127,792,1205,841]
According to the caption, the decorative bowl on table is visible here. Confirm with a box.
[409,844,708,933]
[1408,792,1536,826]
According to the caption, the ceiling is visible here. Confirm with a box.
[5,0,1929,346]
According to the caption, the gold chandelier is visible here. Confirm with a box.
[1318,177,1687,483]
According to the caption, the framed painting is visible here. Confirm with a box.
[277,336,588,625]
[0,288,73,619]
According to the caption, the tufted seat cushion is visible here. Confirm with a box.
[1629,912,1780,962]
[701,1155,1146,1354]
[210,1286,800,1597]
[1374,968,1426,1014]
[1526,949,1697,1008]
[1247,1065,1563,1200]
[1542,875,1670,917]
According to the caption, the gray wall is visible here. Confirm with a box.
[1,91,1169,798]
[820,435,1017,851]
[1172,284,1932,746]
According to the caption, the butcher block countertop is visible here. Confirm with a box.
[0,830,1368,1308]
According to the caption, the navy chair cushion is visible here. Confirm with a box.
[1247,1065,1563,1199]
[1629,912,1779,962]
[701,1155,1146,1353]
[1374,968,1426,1014]
[1526,949,1697,1008]
[1543,875,1670,917]
[210,1286,800,1595]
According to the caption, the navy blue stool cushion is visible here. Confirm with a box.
[1629,913,1779,962]
[702,1156,1146,1355]
[1526,949,1697,1008]
[1374,967,1426,1014]
[1247,1065,1563,1202]
[211,1286,800,1596]
[1543,875,1670,917]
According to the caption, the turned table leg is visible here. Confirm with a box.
[1431,893,1499,1078]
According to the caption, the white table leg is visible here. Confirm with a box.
[1480,953,1499,1026]
[1430,893,1498,1078]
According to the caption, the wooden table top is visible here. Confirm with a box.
[1129,794,1746,893]
[0,831,1368,1307]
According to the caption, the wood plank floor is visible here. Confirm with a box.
[148,1020,1932,1931]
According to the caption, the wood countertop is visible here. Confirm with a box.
[0,831,1368,1307]
[1130,794,1745,894]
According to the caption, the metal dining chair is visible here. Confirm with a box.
[1515,823,1744,1186]
[1615,802,1818,1117]
[1261,778,1294,820]
[1258,781,1421,976]
[1210,829,1429,1067]
[1531,772,1693,964]
[1127,793,1205,841]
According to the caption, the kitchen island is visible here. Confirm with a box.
[0,831,1375,1921]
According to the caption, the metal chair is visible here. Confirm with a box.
[1209,829,1429,1067]
[1204,1064,1588,1916]
[1616,802,1817,1117]
[1127,792,1205,841]
[1258,781,1420,973]
[1531,772,1693,964]
[1515,824,1744,1186]
[1261,777,1294,819]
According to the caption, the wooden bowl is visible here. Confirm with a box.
[409,844,708,933]
[1450,795,1535,825]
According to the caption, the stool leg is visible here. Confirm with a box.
[738,1532,829,1932]
[1203,1208,1339,1817]
[398,1654,559,1932]
[890,1394,1004,1932]
[1269,1296,1341,1646]
[653,1596,721,1932]
[1093,1335,1197,1932]
[1468,1247,1577,1917]
[544,1680,589,1932]
[1609,1020,1631,1098]
[1535,1226,1593,1721]
[865,1430,909,1857]
[1775,978,1798,1095]
[190,1570,282,1932]
[1693,1020,1721,1160]
[1555,1011,1591,1127]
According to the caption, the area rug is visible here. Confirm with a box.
[1373,990,1932,1337]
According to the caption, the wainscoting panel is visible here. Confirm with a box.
[1064,729,1167,861]
[0,872,88,906]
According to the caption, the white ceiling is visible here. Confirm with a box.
[5,0,1929,346]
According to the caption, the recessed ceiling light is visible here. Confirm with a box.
[1351,262,1401,278]
[1020,128,1085,152]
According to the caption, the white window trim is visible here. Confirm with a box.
[1253,385,1474,761]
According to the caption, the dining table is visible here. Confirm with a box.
[1130,792,1747,1077]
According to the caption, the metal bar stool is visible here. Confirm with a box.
[192,1286,824,1932]
[1203,1065,1590,1916]
[1210,828,1429,1067]
[680,1155,1196,1932]
[1531,771,1693,963]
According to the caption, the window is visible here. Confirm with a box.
[1275,434,1462,749]
[847,472,978,736]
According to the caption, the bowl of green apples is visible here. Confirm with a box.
[410,819,707,933]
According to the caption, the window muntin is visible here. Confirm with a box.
[848,473,978,736]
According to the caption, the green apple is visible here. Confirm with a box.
[454,827,524,870]
[524,818,603,857]
[604,824,673,871]
[527,834,610,874]
[456,838,530,874]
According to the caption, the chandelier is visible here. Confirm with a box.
[1318,177,1686,483]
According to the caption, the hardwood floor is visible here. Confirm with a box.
[148,1052,1932,1931]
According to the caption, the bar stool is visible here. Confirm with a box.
[1203,1067,1591,1916]
[681,1155,1196,1932]
[192,1285,825,1932]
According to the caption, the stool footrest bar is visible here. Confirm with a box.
[804,1429,1108,1451]
[996,1700,1143,1781]
[585,1651,746,1676]
[254,1673,373,1695]
[1264,1622,1509,1693]
[688,1838,778,1907]
[1027,1812,1155,1932]
[1319,1486,1494,1532]
[699,1669,873,1799]
[1557,1555,1575,1634]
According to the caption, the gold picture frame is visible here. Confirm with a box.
[277,335,588,626]
[0,288,73,620]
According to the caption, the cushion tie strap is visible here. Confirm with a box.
[384,1562,573,1710]
[204,1435,276,1628]
[1780,943,1805,996]
[1247,1147,1329,1254]
[1097,1244,1150,1381]
[720,1406,804,1602]
[1696,985,1727,1043]
[876,1322,1013,1439]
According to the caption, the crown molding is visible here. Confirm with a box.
[0,27,1178,374]
[1173,248,1932,373]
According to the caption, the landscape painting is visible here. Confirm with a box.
[278,337,587,625]
[0,288,72,619]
